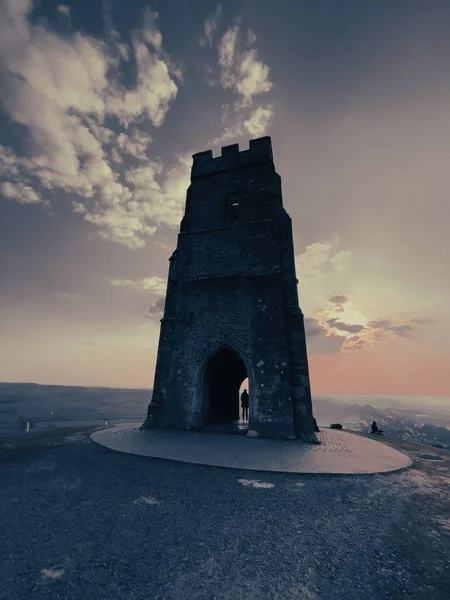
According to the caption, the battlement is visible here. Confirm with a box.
[191,136,273,179]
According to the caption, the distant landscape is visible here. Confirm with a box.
[0,383,150,436]
[1,382,449,449]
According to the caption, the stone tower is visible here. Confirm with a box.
[143,136,316,440]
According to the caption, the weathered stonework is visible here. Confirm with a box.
[142,136,316,440]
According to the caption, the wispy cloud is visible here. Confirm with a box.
[54,293,84,300]
[326,318,365,334]
[199,3,222,47]
[112,129,153,162]
[368,319,423,338]
[244,105,274,137]
[1,181,44,205]
[218,25,272,105]
[145,297,165,320]
[305,317,345,354]
[368,319,394,329]
[123,153,192,230]
[57,5,71,18]
[198,20,275,141]
[110,277,167,295]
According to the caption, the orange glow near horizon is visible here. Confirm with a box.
[309,352,450,396]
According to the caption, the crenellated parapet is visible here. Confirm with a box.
[191,136,274,179]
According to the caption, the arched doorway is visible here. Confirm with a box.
[202,346,248,429]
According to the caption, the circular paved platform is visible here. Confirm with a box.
[91,424,412,474]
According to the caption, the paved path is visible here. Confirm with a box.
[91,424,412,474]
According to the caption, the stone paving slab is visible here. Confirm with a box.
[91,424,412,474]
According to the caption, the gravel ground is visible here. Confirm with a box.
[0,427,449,600]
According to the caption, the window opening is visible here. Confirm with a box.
[221,194,239,221]
[230,200,239,220]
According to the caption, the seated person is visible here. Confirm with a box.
[370,421,384,435]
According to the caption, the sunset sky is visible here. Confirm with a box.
[1,0,449,396]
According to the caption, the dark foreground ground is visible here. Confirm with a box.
[1,428,449,600]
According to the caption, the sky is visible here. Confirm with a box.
[0,0,449,396]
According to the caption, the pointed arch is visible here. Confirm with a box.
[200,342,251,376]
[198,343,251,427]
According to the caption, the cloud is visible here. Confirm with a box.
[140,8,163,51]
[312,314,432,352]
[0,145,30,178]
[199,4,222,47]
[110,279,133,286]
[344,336,367,351]
[327,294,350,313]
[153,240,172,253]
[110,276,166,295]
[114,129,153,161]
[145,297,165,319]
[57,5,71,17]
[106,33,178,127]
[213,104,275,141]
[411,318,432,325]
[368,320,393,329]
[211,124,243,144]
[141,277,167,295]
[84,205,157,250]
[296,242,430,351]
[305,317,345,354]
[389,324,414,337]
[0,3,273,251]
[198,19,274,141]
[235,49,272,105]
[218,25,239,88]
[124,152,191,229]
[368,319,423,338]
[296,242,330,277]
[296,241,352,278]
[54,292,84,300]
[244,105,274,137]
[328,294,350,305]
[329,251,352,273]
[326,319,365,334]
[0,0,180,249]
[328,294,350,313]
[218,25,273,106]
[304,318,325,339]
[1,181,43,204]
[245,29,257,47]
[327,313,432,353]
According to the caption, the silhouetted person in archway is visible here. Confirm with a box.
[370,421,384,435]
[241,389,249,421]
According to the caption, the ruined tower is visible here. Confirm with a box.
[143,136,316,440]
